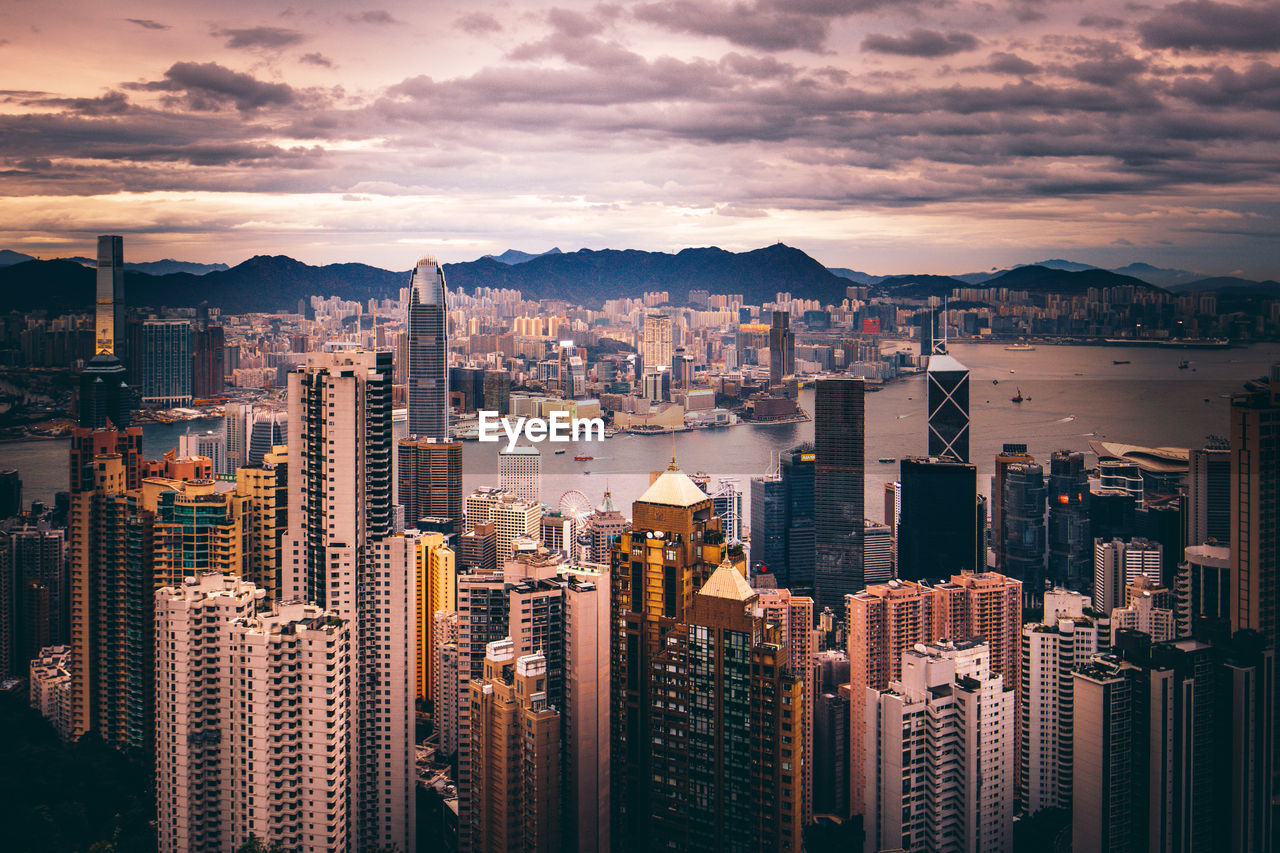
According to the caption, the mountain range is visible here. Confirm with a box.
[0,243,1275,316]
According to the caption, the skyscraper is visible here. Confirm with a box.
[499,443,542,505]
[641,313,672,375]
[1093,537,1162,614]
[814,377,864,613]
[1187,438,1231,546]
[407,257,449,440]
[991,443,1034,571]
[1002,461,1047,596]
[897,456,980,581]
[768,310,794,387]
[94,235,125,360]
[749,472,786,576]
[1048,450,1091,590]
[284,347,414,852]
[141,320,192,407]
[925,353,970,462]
[782,444,816,594]
[398,437,463,533]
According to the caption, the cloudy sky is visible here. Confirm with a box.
[2,0,1280,276]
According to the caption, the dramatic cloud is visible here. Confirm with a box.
[632,0,880,52]
[300,52,335,68]
[345,10,400,25]
[131,62,297,112]
[455,12,503,34]
[862,29,980,57]
[1139,0,1280,50]
[984,52,1041,76]
[126,18,170,31]
[214,26,306,50]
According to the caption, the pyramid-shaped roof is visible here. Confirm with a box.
[698,558,754,602]
[637,458,710,508]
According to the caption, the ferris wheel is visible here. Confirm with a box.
[558,489,593,522]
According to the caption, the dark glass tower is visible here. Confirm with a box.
[407,258,449,440]
[926,353,970,462]
[768,310,794,387]
[814,377,864,613]
[1002,462,1047,596]
[1047,450,1091,590]
[750,474,786,577]
[897,456,980,580]
[782,444,816,595]
[79,235,132,429]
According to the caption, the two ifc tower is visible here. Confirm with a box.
[75,237,454,442]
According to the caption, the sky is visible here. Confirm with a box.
[2,0,1280,277]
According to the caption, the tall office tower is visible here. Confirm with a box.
[1073,634,1274,853]
[1097,460,1144,501]
[1178,542,1230,638]
[235,446,288,601]
[846,571,1023,821]
[751,473,787,576]
[1088,486,1135,543]
[94,235,125,360]
[458,521,498,572]
[1019,589,1103,816]
[1187,439,1231,546]
[432,610,460,755]
[407,257,450,440]
[224,402,250,471]
[756,587,816,824]
[782,445,816,594]
[540,510,576,556]
[897,456,979,581]
[283,347,414,853]
[641,313,672,374]
[609,460,741,850]
[584,490,629,565]
[418,532,456,703]
[925,353,970,462]
[247,410,287,466]
[861,521,894,584]
[189,326,224,399]
[862,640,1014,853]
[468,642,561,853]
[78,352,133,429]
[813,650,851,817]
[991,444,1034,570]
[154,574,351,853]
[561,569,611,853]
[1047,450,1091,590]
[456,567,510,849]
[0,535,9,675]
[814,377,865,613]
[141,320,192,406]
[398,437,463,533]
[768,310,795,386]
[483,369,511,414]
[1093,537,1162,614]
[1001,461,1047,595]
[0,469,20,519]
[177,430,227,475]
[465,489,542,563]
[1110,573,1176,643]
[10,524,67,659]
[1136,496,1185,585]
[499,444,542,505]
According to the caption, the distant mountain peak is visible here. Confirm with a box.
[487,247,564,265]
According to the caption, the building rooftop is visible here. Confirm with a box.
[925,353,968,373]
[699,558,754,602]
[637,457,711,508]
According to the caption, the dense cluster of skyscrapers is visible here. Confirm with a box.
[2,234,1278,853]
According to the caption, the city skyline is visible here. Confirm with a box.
[3,1,1280,277]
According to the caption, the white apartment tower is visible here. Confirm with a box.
[498,444,542,506]
[862,640,1015,853]
[1093,537,1162,614]
[1020,589,1104,816]
[466,488,543,564]
[154,573,353,853]
[642,313,672,373]
[284,347,415,852]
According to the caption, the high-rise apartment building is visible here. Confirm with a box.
[141,320,192,406]
[861,640,1014,853]
[862,521,894,584]
[407,257,450,440]
[1178,542,1230,637]
[814,377,864,613]
[283,346,414,852]
[925,353,970,462]
[235,446,288,601]
[190,326,224,399]
[417,532,455,703]
[768,310,794,387]
[584,490,629,565]
[756,586,816,824]
[1187,439,1231,546]
[1048,450,1092,589]
[177,430,226,475]
[1020,589,1103,816]
[897,456,980,581]
[499,444,542,505]
[29,644,74,740]
[1093,537,1162,614]
[465,488,542,563]
[398,437,463,533]
[1110,573,1176,643]
[154,574,351,853]
[641,313,672,374]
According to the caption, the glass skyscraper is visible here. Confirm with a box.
[407,257,449,440]
[814,377,864,613]
[926,353,970,462]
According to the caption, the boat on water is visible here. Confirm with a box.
[1113,360,1130,365]
[554,449,566,454]
[1012,388,1024,403]
[574,455,594,461]
[1004,344,1036,351]
[877,457,896,464]
[1178,360,1190,369]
